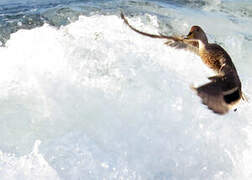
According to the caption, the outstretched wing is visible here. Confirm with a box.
[120,12,199,54]
[120,12,170,39]
[165,40,199,55]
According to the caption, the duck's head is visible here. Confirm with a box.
[186,26,208,44]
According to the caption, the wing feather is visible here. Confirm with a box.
[195,76,241,114]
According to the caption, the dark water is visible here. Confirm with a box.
[1,0,252,45]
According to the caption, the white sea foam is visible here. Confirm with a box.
[0,14,252,179]
[0,140,59,180]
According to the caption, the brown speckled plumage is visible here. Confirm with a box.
[183,26,242,114]
[121,12,243,114]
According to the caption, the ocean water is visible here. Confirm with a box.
[0,0,252,179]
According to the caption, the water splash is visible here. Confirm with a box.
[0,13,251,180]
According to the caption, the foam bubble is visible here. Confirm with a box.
[0,14,251,180]
[0,140,59,180]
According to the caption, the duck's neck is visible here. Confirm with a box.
[198,39,208,52]
[201,33,208,45]
[183,38,207,51]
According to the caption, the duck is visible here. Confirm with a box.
[120,12,244,114]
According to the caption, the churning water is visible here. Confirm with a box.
[0,0,252,179]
